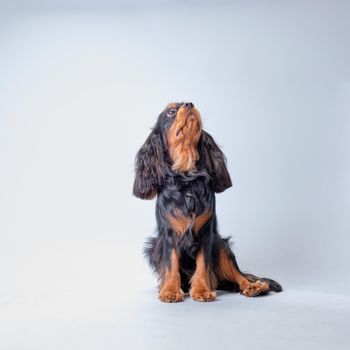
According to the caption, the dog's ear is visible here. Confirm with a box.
[133,126,166,200]
[199,130,232,193]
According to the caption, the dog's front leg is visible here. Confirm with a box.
[158,249,184,303]
[190,250,216,302]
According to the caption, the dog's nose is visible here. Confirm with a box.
[183,102,194,109]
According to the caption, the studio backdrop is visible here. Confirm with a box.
[0,0,349,303]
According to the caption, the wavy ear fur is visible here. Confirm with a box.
[133,126,166,200]
[199,130,232,193]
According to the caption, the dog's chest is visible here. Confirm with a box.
[164,176,214,216]
[181,183,206,214]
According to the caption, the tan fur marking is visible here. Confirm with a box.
[159,249,184,303]
[167,209,191,236]
[194,211,213,234]
[167,105,202,172]
[167,103,177,109]
[217,249,247,286]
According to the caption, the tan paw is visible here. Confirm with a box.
[159,289,184,303]
[241,280,269,297]
[190,289,216,302]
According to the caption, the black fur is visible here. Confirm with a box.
[133,103,282,298]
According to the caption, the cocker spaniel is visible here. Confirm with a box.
[133,102,282,302]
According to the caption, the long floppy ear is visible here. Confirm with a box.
[133,126,167,200]
[199,130,232,193]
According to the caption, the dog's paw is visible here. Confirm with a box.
[159,289,184,303]
[241,280,269,297]
[190,289,216,302]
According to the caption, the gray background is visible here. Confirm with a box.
[0,1,349,349]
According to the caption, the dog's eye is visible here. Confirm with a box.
[167,109,176,117]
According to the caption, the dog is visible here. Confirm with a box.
[133,102,282,302]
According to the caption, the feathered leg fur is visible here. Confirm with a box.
[144,216,282,302]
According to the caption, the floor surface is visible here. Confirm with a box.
[1,288,349,350]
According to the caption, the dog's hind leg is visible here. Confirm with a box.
[215,238,282,296]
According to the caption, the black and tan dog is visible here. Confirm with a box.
[133,102,282,302]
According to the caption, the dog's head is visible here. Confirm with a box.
[133,102,232,199]
[160,102,202,172]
